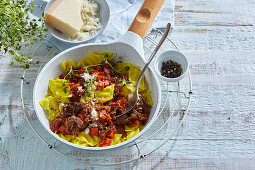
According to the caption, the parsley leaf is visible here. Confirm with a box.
[86,66,92,72]
[124,66,130,71]
[93,76,97,81]
[63,87,68,94]
[104,53,108,58]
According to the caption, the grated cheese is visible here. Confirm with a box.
[90,108,98,119]
[75,0,101,40]
[84,128,90,134]
[81,73,93,81]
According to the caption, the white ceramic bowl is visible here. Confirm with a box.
[154,50,189,82]
[33,42,161,151]
[44,0,110,44]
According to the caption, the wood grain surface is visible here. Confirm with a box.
[1,0,255,169]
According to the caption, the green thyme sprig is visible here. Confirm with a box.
[118,80,131,87]
[0,0,47,69]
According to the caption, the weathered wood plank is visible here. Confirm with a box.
[174,0,255,27]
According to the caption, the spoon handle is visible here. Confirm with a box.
[136,23,171,89]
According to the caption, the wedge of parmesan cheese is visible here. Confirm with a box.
[45,0,83,38]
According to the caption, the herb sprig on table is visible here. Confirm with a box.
[0,0,47,69]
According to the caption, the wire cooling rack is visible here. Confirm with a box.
[20,29,192,166]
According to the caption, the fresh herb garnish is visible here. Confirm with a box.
[68,72,73,78]
[93,76,97,81]
[65,67,73,79]
[113,71,120,77]
[124,66,130,71]
[86,66,92,72]
[118,80,131,87]
[105,60,120,74]
[83,86,88,91]
[84,81,90,84]
[63,87,68,94]
[0,0,47,69]
[83,86,90,94]
[104,53,108,58]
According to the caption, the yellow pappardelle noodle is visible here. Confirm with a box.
[55,124,143,147]
[40,52,153,147]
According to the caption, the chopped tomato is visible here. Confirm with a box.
[99,138,112,147]
[96,75,104,81]
[58,122,72,135]
[78,67,86,73]
[96,80,110,89]
[84,117,90,124]
[94,119,100,125]
[107,130,115,139]
[105,114,112,122]
[129,120,140,127]
[89,127,99,136]
[98,110,106,120]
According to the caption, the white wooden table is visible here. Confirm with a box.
[1,0,255,169]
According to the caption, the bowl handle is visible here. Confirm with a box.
[128,0,165,38]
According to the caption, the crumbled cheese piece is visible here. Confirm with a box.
[78,86,83,92]
[90,122,98,127]
[84,128,90,134]
[81,73,93,81]
[90,108,98,119]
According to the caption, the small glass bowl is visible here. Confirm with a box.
[154,50,189,82]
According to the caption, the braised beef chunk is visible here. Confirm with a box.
[98,123,116,139]
[115,96,150,123]
[130,96,150,121]
[50,117,64,132]
[129,110,148,120]
[115,124,125,135]
[69,84,84,102]
[79,102,93,116]
[62,102,85,116]
[66,116,86,136]
[105,97,128,120]
[114,114,128,125]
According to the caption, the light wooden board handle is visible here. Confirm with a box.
[128,0,165,38]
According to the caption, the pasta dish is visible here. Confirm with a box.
[40,52,152,147]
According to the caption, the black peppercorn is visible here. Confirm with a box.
[160,60,182,78]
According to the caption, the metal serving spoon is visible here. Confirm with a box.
[116,23,171,118]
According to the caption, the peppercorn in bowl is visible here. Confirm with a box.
[154,50,189,82]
